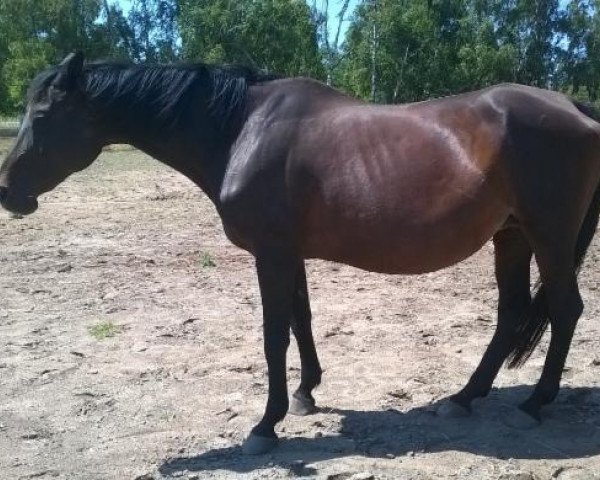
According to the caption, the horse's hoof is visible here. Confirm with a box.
[437,399,471,418]
[289,394,317,416]
[242,433,278,455]
[501,407,541,430]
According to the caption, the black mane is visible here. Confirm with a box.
[32,61,279,132]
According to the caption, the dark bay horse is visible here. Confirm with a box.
[2,52,600,454]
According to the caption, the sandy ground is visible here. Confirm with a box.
[1,140,600,480]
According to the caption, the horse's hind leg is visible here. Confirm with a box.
[289,262,323,416]
[511,244,583,426]
[440,227,532,417]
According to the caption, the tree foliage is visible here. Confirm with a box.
[178,0,325,78]
[0,0,119,111]
[3,0,600,113]
[338,0,564,102]
[127,0,179,62]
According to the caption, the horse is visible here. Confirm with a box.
[2,52,600,455]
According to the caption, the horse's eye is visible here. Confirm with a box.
[31,113,49,130]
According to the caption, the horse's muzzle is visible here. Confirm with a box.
[0,186,38,215]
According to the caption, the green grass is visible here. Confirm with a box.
[199,252,216,268]
[88,321,121,340]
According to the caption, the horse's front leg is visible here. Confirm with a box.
[242,251,298,455]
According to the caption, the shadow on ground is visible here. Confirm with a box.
[159,385,600,475]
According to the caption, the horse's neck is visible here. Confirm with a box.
[91,78,258,206]
[125,129,229,204]
[99,109,229,203]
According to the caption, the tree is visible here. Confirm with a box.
[455,1,519,89]
[0,0,111,112]
[310,0,352,84]
[99,0,138,60]
[338,0,479,102]
[557,0,600,101]
[491,0,560,87]
[128,0,179,62]
[178,0,325,79]
[337,0,567,103]
[4,0,600,114]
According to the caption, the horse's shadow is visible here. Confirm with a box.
[159,385,600,475]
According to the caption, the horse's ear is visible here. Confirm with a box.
[53,51,84,91]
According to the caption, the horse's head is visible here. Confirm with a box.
[0,52,103,215]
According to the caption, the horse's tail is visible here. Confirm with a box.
[506,100,600,369]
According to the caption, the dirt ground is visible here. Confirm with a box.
[1,139,600,480]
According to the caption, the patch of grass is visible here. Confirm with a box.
[199,252,216,268]
[88,321,121,340]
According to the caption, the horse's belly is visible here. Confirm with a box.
[301,187,509,274]
[295,106,510,273]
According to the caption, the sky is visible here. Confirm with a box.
[323,0,361,41]
[114,0,361,43]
